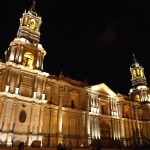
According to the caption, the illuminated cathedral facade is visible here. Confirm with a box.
[0,1,150,148]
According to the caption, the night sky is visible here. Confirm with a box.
[0,0,150,95]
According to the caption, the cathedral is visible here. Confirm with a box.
[0,1,150,149]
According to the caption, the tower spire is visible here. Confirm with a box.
[132,54,139,67]
[59,70,64,80]
[30,0,37,15]
[133,54,137,64]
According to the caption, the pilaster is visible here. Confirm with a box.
[57,88,65,144]
[118,101,125,138]
[38,105,44,134]
[85,93,91,145]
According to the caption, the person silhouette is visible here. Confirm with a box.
[57,143,63,150]
[19,142,24,150]
[68,141,72,150]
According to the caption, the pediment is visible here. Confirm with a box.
[90,83,116,96]
[69,90,79,95]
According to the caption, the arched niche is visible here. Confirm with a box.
[23,52,34,69]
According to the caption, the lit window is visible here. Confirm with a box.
[135,94,140,101]
[23,52,34,69]
[133,70,136,77]
[23,17,28,26]
[29,18,36,30]
[137,69,140,76]
[140,69,143,77]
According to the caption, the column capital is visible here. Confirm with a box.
[85,93,91,101]
[117,101,122,109]
[59,90,65,97]
[59,88,65,97]
[133,105,138,112]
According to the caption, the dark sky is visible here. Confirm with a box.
[0,0,150,95]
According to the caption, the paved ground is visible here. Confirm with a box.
[0,148,143,150]
[0,147,128,150]
[0,147,150,150]
[0,147,137,150]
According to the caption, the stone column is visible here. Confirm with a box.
[57,88,65,144]
[116,119,119,139]
[117,119,121,139]
[97,116,100,139]
[16,71,21,89]
[134,105,140,142]
[134,106,139,128]
[15,45,20,62]
[9,101,17,131]
[28,103,35,146]
[7,101,18,146]
[38,104,44,147]
[130,104,135,138]
[118,101,125,138]
[38,105,44,134]
[0,98,8,130]
[9,48,15,62]
[39,54,42,69]
[38,105,44,147]
[91,117,94,138]
[86,94,90,135]
[112,119,115,139]
[129,120,132,138]
[36,53,40,68]
[33,75,38,98]
[85,93,91,144]
[29,104,35,133]
[41,54,44,70]
[93,117,96,138]
[42,77,46,98]
[65,87,69,105]
[144,122,147,138]
[7,70,11,86]
[18,46,23,63]
[0,99,5,130]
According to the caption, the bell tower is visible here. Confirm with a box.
[5,0,46,71]
[130,54,147,87]
[129,54,150,103]
[0,1,48,147]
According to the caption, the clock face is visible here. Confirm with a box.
[29,18,36,30]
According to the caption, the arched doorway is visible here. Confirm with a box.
[100,121,112,148]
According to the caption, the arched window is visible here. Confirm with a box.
[71,100,74,108]
[132,70,136,77]
[137,69,140,76]
[23,52,34,69]
[140,69,144,77]
[29,18,36,30]
[23,17,28,26]
[135,94,140,102]
[19,110,27,123]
